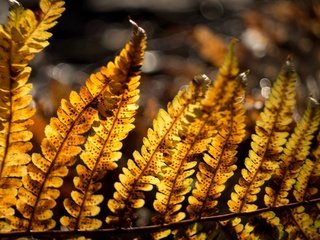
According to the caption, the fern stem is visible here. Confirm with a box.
[2,198,319,238]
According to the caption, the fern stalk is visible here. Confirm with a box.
[0,198,319,239]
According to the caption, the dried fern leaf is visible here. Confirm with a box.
[187,73,246,219]
[228,58,297,214]
[106,75,211,227]
[265,98,320,207]
[0,0,64,231]
[10,20,146,231]
[60,21,146,231]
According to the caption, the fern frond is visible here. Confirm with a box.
[279,206,319,240]
[174,222,223,240]
[9,20,146,231]
[228,58,297,214]
[152,96,210,235]
[60,22,146,231]
[187,73,246,219]
[291,206,319,240]
[265,98,320,207]
[202,38,239,112]
[183,223,208,240]
[232,211,285,240]
[293,159,315,202]
[294,133,320,201]
[106,75,211,227]
[151,41,242,238]
[3,0,64,67]
[0,0,64,231]
[22,0,65,54]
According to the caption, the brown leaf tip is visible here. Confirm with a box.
[193,74,210,86]
[308,95,320,106]
[129,19,146,36]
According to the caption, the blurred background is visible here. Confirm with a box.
[1,0,320,230]
[1,0,319,151]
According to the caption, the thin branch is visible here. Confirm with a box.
[1,198,319,239]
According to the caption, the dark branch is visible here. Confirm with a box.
[2,198,319,239]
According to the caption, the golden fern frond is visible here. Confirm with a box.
[265,98,320,207]
[0,0,64,231]
[153,102,205,222]
[288,132,320,239]
[174,222,224,240]
[181,223,208,240]
[152,81,209,232]
[8,20,146,231]
[106,75,211,227]
[293,159,315,202]
[228,58,297,214]
[3,0,64,67]
[60,21,146,231]
[279,206,319,240]
[294,133,320,201]
[202,38,239,113]
[233,212,285,240]
[187,73,246,219]
[151,41,242,239]
[21,0,65,54]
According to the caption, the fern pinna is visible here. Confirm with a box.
[0,1,319,239]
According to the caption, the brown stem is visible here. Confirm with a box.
[1,198,319,239]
